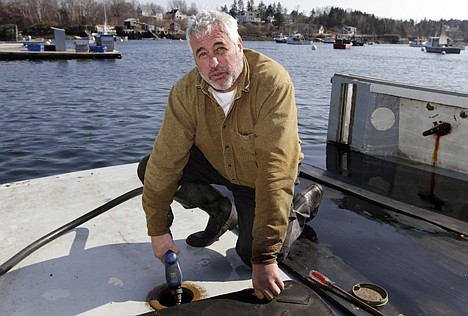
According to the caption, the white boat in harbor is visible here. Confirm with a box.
[409,37,426,47]
[286,33,311,45]
[322,37,335,44]
[1,74,467,316]
[273,33,287,43]
[424,24,463,54]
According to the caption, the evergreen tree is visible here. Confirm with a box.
[229,0,238,18]
[257,1,267,21]
[247,0,254,12]
[238,0,244,12]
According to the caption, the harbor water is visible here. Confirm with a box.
[1,40,468,184]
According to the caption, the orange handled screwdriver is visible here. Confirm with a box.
[309,270,385,316]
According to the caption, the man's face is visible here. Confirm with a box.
[189,26,243,92]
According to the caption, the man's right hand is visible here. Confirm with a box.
[151,233,180,261]
[252,263,284,300]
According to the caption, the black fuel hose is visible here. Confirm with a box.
[0,186,143,277]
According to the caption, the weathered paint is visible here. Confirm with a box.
[328,74,468,174]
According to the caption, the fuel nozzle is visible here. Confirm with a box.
[164,250,183,305]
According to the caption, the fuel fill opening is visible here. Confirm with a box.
[147,282,203,310]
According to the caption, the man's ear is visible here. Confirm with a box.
[237,36,243,51]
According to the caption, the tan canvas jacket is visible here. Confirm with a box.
[142,48,303,264]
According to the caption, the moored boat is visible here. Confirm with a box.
[273,33,287,43]
[424,23,463,54]
[286,33,311,45]
[333,37,352,49]
[424,37,463,54]
[322,37,335,44]
[409,37,426,47]
[351,40,365,46]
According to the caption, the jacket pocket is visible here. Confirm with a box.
[231,130,256,163]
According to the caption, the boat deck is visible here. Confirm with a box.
[1,159,467,315]
[0,164,279,315]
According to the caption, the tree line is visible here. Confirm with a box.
[0,0,467,42]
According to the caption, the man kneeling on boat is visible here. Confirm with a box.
[138,10,323,301]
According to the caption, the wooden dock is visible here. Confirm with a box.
[0,45,122,60]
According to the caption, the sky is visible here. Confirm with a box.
[186,0,468,21]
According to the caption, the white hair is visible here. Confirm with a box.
[186,10,239,51]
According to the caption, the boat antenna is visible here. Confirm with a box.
[104,2,108,34]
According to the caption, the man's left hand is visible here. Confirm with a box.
[252,263,284,300]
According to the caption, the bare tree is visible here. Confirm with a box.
[142,2,164,16]
[187,2,197,16]
[108,0,135,25]
[0,0,24,26]
[56,0,101,26]
[167,0,187,12]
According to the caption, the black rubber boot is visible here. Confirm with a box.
[174,183,238,247]
[278,183,324,262]
[292,183,323,222]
